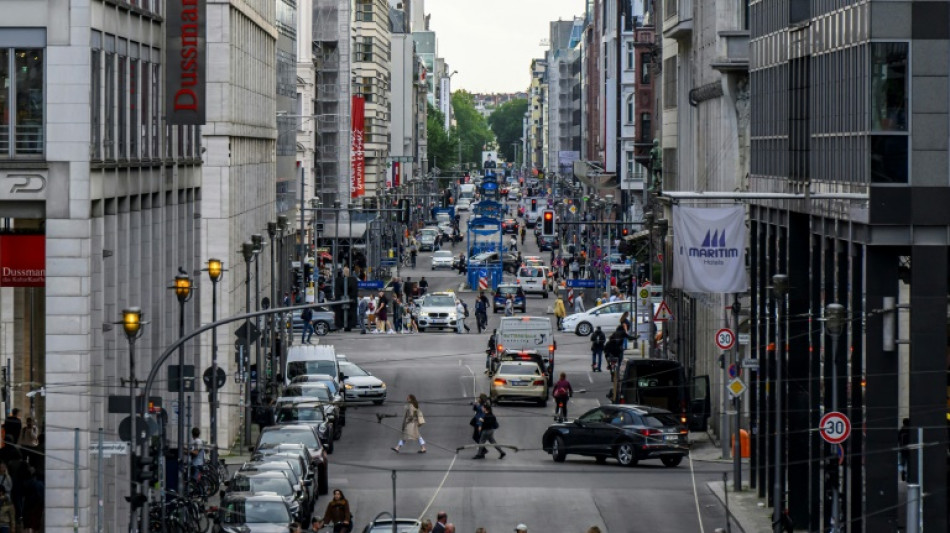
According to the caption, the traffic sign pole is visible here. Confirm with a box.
[730,295,742,491]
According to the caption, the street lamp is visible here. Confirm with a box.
[170,271,193,497]
[118,306,146,533]
[267,221,278,389]
[241,241,256,445]
[251,234,264,407]
[771,273,789,533]
[204,258,224,466]
[825,302,846,533]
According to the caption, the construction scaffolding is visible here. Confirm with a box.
[313,0,351,206]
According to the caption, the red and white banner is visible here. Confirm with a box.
[393,162,401,188]
[0,234,45,287]
[351,95,366,198]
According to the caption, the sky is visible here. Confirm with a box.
[423,0,586,94]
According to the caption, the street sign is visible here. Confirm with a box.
[234,321,261,343]
[728,363,741,379]
[738,333,750,345]
[90,441,130,457]
[836,444,845,465]
[715,328,736,350]
[569,205,577,214]
[358,280,384,290]
[638,287,650,299]
[380,259,397,266]
[203,367,227,389]
[819,411,851,444]
[654,301,674,321]
[567,279,597,288]
[168,365,196,393]
[727,378,746,398]
[741,358,760,371]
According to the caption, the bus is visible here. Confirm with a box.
[608,358,711,431]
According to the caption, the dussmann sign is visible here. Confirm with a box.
[166,0,207,125]
[0,235,45,287]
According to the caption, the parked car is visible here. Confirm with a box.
[277,383,344,429]
[541,404,689,467]
[254,424,329,494]
[338,360,387,405]
[493,283,527,313]
[234,460,312,514]
[213,493,293,533]
[491,361,548,406]
[274,401,337,451]
[361,518,423,533]
[225,471,307,523]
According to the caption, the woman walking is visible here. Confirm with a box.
[314,489,353,533]
[392,394,427,453]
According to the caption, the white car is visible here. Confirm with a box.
[338,360,387,405]
[431,250,454,270]
[457,198,472,211]
[562,300,652,337]
[416,292,460,332]
[516,266,550,297]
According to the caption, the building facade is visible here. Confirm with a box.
[353,0,392,198]
[546,19,583,178]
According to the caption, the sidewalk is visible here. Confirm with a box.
[690,431,773,533]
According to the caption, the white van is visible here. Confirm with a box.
[517,266,550,297]
[497,316,557,375]
[285,344,339,386]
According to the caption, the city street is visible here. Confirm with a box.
[298,222,731,532]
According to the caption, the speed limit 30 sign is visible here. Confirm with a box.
[715,328,736,351]
[819,411,851,444]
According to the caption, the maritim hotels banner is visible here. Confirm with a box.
[351,95,366,198]
[671,206,748,294]
[0,235,45,287]
[166,0,207,125]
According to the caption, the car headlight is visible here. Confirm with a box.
[379,381,387,389]
[420,312,429,317]
[344,383,353,390]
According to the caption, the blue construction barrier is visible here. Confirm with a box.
[467,264,504,291]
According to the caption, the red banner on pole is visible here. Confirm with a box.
[351,95,366,198]
[393,162,401,188]
[0,234,45,287]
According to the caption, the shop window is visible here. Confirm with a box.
[0,47,44,157]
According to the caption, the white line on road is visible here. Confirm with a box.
[464,364,477,397]
[587,372,594,384]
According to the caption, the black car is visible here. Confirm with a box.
[274,402,337,453]
[502,218,519,234]
[537,235,560,251]
[541,404,688,467]
[212,492,293,533]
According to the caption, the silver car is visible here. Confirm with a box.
[338,361,387,405]
[289,306,337,336]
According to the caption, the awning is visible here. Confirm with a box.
[318,221,368,240]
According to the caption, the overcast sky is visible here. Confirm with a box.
[424,0,586,94]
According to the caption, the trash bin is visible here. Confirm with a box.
[731,429,750,459]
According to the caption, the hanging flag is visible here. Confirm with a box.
[671,206,748,293]
[351,95,366,198]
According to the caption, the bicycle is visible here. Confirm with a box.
[553,395,570,422]
[150,491,210,532]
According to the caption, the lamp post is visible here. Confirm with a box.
[277,215,289,381]
[171,272,193,497]
[771,273,789,533]
[241,241,256,445]
[252,234,264,405]
[825,303,846,533]
[119,307,146,533]
[204,258,224,466]
[267,221,278,388]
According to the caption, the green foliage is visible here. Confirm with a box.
[488,99,529,163]
[451,90,495,168]
[426,103,458,175]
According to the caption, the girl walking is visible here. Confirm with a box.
[392,394,427,453]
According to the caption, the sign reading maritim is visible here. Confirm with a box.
[166,0,207,125]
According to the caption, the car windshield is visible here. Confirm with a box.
[434,251,452,258]
[230,475,293,496]
[498,364,540,376]
[275,406,326,423]
[287,361,336,381]
[519,267,543,277]
[339,362,370,377]
[282,385,332,401]
[259,428,318,448]
[496,286,519,296]
[424,295,456,307]
[641,413,682,428]
[222,500,291,524]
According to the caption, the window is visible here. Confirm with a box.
[0,47,45,157]
[105,45,115,159]
[626,95,635,124]
[871,42,908,132]
[640,53,652,84]
[358,37,373,62]
[663,57,677,109]
[640,112,652,142]
[356,0,374,21]
[130,57,138,158]
[90,43,101,160]
[626,42,635,70]
[151,61,160,157]
[870,136,908,183]
[626,150,635,177]
[140,58,149,158]
[118,50,127,159]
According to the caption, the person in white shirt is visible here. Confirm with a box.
[455,300,469,334]
[189,427,205,479]
[573,293,585,313]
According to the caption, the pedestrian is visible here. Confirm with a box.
[375,291,389,334]
[444,524,456,533]
[456,299,470,333]
[474,292,489,333]
[410,243,418,268]
[21,467,41,533]
[552,372,574,421]
[514,524,528,533]
[570,259,580,279]
[473,404,506,459]
[553,295,566,330]
[504,294,514,316]
[404,277,414,301]
[605,326,627,378]
[573,292,585,313]
[509,235,517,251]
[2,410,21,446]
[486,330,498,374]
[590,326,606,372]
[432,512,448,533]
[358,296,369,334]
[189,427,205,479]
[393,296,404,334]
[417,519,433,533]
[392,277,402,298]
[898,418,911,481]
[419,276,429,295]
[300,306,315,344]
[470,394,489,443]
[392,394,426,453]
[0,486,13,533]
[256,396,275,433]
[315,489,353,533]
[620,311,634,350]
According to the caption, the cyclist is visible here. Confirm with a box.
[552,372,573,422]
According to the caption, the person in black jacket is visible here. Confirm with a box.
[473,404,505,459]
[604,326,626,374]
[590,326,606,372]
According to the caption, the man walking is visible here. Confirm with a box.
[300,306,315,344]
[473,404,506,459]
[455,299,470,334]
[432,512,448,533]
[590,326,606,372]
[357,296,369,334]
[474,292,489,333]
[573,292,585,313]
[410,242,418,268]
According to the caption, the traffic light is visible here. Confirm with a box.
[400,198,410,223]
[621,227,630,237]
[134,452,160,484]
[542,210,555,237]
[637,263,648,284]
[531,199,538,211]
[292,268,303,288]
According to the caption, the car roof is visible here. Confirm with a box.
[222,492,285,503]
[609,404,675,415]
[262,423,314,432]
[497,361,542,370]
[235,470,291,481]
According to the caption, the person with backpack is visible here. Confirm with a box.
[486,329,498,375]
[474,292,489,333]
[604,325,627,375]
[552,372,574,421]
[472,404,506,459]
[300,306,315,344]
[455,299,470,333]
[590,326,606,372]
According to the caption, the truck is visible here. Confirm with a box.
[495,316,557,377]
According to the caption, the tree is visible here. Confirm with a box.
[426,103,458,176]
[451,90,494,168]
[488,98,529,163]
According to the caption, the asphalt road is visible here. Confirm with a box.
[308,208,731,533]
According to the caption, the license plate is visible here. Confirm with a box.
[509,381,526,386]
[665,435,678,441]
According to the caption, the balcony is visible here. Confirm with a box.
[711,30,750,72]
[662,0,693,41]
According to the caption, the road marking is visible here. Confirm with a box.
[587,372,594,384]
[464,364,477,397]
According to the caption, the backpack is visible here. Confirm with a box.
[462,301,470,317]
[301,308,313,322]
[553,383,569,398]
